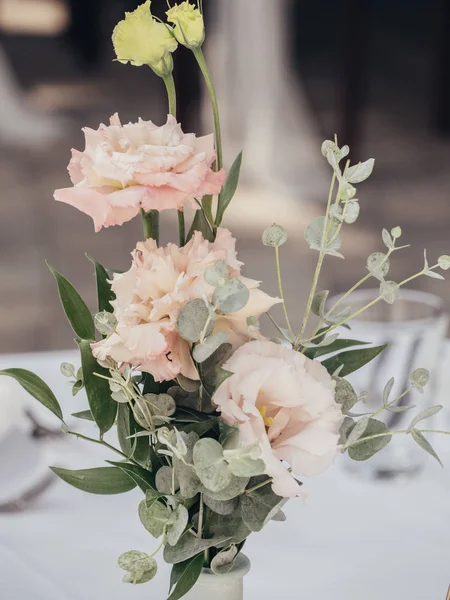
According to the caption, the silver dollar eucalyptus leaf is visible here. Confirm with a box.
[262,224,288,247]
[138,500,170,538]
[344,158,375,183]
[210,545,238,575]
[60,362,75,378]
[311,290,329,317]
[166,504,189,546]
[94,310,117,336]
[343,201,360,224]
[205,260,230,287]
[118,551,158,585]
[382,228,394,250]
[203,495,239,516]
[347,419,392,461]
[329,204,343,223]
[391,226,402,239]
[367,252,390,281]
[409,368,430,393]
[438,255,450,270]
[177,299,215,342]
[380,280,399,304]
[240,477,286,533]
[213,278,250,314]
[304,217,344,258]
[193,332,228,363]
[333,377,358,413]
[193,438,231,493]
[155,466,178,495]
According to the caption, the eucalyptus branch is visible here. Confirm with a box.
[150,532,166,558]
[345,427,450,450]
[294,173,337,348]
[300,264,438,346]
[274,245,294,340]
[371,385,413,418]
[66,430,141,467]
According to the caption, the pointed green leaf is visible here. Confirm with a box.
[76,339,117,435]
[0,368,63,422]
[106,461,156,493]
[216,151,242,226]
[46,262,95,340]
[321,344,387,377]
[50,466,136,494]
[71,409,94,421]
[187,208,214,243]
[86,254,115,313]
[308,338,369,359]
[168,554,204,600]
[411,430,443,466]
[408,405,443,431]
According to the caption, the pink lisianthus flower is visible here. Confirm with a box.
[54,114,225,232]
[213,340,344,498]
[91,228,281,382]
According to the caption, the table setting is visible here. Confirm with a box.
[1,2,450,599]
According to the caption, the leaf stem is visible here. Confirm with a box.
[192,47,222,229]
[294,173,336,349]
[66,430,141,468]
[245,477,273,495]
[140,209,159,243]
[163,74,177,117]
[150,532,166,558]
[274,245,294,340]
[178,210,186,246]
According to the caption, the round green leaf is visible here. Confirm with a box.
[212,278,249,314]
[193,438,231,492]
[177,299,215,342]
[262,224,288,247]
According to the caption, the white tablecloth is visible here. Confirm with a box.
[0,350,449,600]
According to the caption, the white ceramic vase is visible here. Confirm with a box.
[184,554,251,600]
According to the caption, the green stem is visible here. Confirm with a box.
[192,47,222,230]
[294,173,336,349]
[419,429,450,436]
[150,533,166,558]
[140,209,159,243]
[192,48,222,171]
[245,477,273,495]
[163,74,177,117]
[275,245,294,340]
[178,210,185,246]
[162,74,187,247]
[371,386,413,419]
[345,429,408,449]
[66,431,141,468]
[197,493,204,538]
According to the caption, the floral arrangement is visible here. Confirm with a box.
[2,2,450,598]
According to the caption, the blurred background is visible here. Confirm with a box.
[1,0,450,354]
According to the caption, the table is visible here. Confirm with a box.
[0,349,449,600]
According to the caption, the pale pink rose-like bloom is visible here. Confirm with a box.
[213,340,344,498]
[54,114,225,232]
[91,228,281,382]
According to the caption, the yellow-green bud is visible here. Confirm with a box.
[166,1,204,49]
[112,1,177,76]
